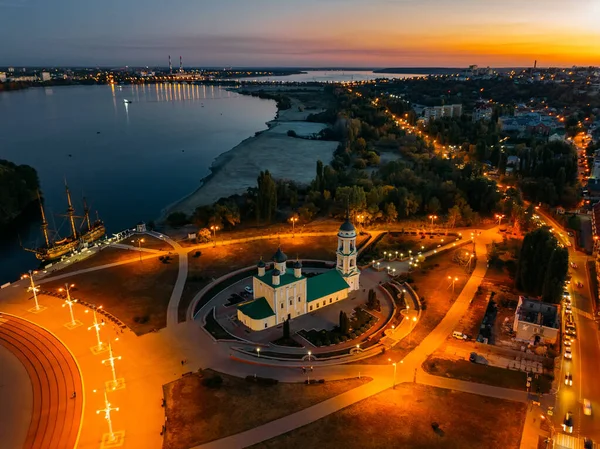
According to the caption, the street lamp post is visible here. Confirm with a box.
[136,238,145,262]
[24,270,44,312]
[429,215,438,227]
[256,347,260,358]
[102,340,123,390]
[290,216,298,234]
[60,283,80,328]
[495,214,505,225]
[96,389,120,443]
[388,359,399,389]
[88,305,106,353]
[210,225,219,239]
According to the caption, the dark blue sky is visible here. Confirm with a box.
[1,0,598,67]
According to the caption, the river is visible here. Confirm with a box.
[0,83,277,283]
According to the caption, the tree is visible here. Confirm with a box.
[256,170,277,223]
[316,160,324,191]
[166,212,188,228]
[339,311,350,335]
[515,228,567,301]
[283,318,290,339]
[384,202,398,223]
[447,206,461,228]
[427,197,441,215]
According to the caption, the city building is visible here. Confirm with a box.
[237,218,361,331]
[41,72,51,82]
[423,104,462,121]
[472,105,493,122]
[513,296,560,344]
[0,72,6,83]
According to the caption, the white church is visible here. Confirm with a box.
[237,217,361,331]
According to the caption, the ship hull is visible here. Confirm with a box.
[34,224,105,261]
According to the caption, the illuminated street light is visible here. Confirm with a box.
[495,214,505,225]
[307,350,313,361]
[256,347,261,358]
[23,270,45,313]
[88,305,106,353]
[102,339,124,390]
[289,216,298,233]
[210,225,220,239]
[60,283,81,329]
[131,238,145,262]
[95,388,121,444]
[428,215,438,226]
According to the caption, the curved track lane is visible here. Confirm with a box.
[0,315,83,449]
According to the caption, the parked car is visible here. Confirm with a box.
[563,291,570,299]
[571,262,578,269]
[584,399,592,416]
[567,231,574,237]
[565,348,573,360]
[565,373,573,386]
[584,438,594,449]
[452,331,466,340]
[563,412,574,433]
[469,352,477,363]
[244,286,253,294]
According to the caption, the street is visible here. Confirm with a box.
[536,209,600,444]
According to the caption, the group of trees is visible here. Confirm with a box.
[0,159,40,226]
[515,228,569,304]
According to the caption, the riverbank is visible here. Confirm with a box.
[160,86,338,219]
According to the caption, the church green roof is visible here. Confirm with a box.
[307,270,350,302]
[237,297,275,320]
[255,269,304,288]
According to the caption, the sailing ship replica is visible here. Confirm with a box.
[24,183,106,261]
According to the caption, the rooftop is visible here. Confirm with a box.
[255,268,304,288]
[237,297,275,320]
[307,270,350,302]
[516,296,559,329]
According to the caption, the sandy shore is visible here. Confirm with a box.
[161,123,337,218]
[160,86,337,220]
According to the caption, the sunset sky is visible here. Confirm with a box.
[1,0,599,67]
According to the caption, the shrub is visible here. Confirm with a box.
[202,375,223,389]
[287,129,298,137]
[333,336,340,344]
[350,332,357,339]
[315,339,322,347]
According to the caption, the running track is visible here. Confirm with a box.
[0,315,83,449]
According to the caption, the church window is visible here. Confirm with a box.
[264,323,267,328]
[289,299,292,306]
[310,305,313,311]
[298,296,301,302]
[316,303,320,308]
[322,300,325,306]
[281,303,284,309]
[350,259,355,267]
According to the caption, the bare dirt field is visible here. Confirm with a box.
[162,369,370,449]
[250,383,526,449]
[43,254,179,334]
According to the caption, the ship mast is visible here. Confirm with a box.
[37,190,50,248]
[83,197,91,231]
[65,181,78,239]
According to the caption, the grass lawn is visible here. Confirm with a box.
[423,357,552,393]
[177,235,368,322]
[125,234,174,251]
[162,369,371,449]
[43,255,179,335]
[250,383,526,449]
[355,250,467,364]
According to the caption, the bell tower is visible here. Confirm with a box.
[336,213,360,291]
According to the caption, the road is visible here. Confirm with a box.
[536,209,600,444]
[0,314,83,449]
